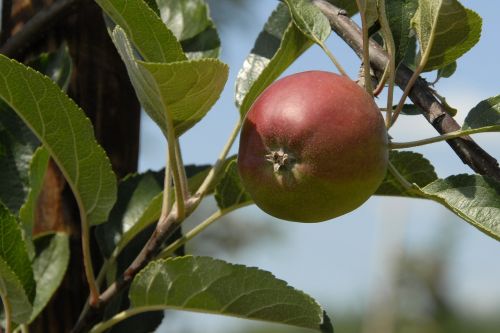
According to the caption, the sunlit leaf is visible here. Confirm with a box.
[129,256,333,332]
[412,0,482,71]
[462,95,500,130]
[0,47,72,215]
[0,56,117,226]
[386,0,418,66]
[283,0,331,43]
[156,0,221,59]
[95,0,185,62]
[111,27,228,138]
[422,174,500,241]
[235,3,312,116]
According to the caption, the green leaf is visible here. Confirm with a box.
[235,3,312,116]
[0,257,32,324]
[0,103,39,213]
[95,0,186,62]
[96,165,211,260]
[138,60,228,136]
[19,147,50,238]
[462,95,500,130]
[0,48,71,215]
[156,0,221,59]
[96,171,164,259]
[29,232,69,323]
[421,174,500,241]
[0,55,117,226]
[283,0,331,43]
[412,0,482,72]
[434,60,457,83]
[111,26,228,138]
[215,160,252,210]
[27,43,73,91]
[386,0,418,66]
[130,256,333,332]
[376,151,437,197]
[0,203,35,303]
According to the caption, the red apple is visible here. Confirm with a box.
[238,71,388,222]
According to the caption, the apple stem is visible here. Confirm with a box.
[387,161,415,193]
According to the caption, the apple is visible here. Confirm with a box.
[237,71,388,222]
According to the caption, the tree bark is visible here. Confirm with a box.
[1,1,141,332]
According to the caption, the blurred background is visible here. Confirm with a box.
[141,1,500,332]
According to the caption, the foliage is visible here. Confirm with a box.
[0,0,498,332]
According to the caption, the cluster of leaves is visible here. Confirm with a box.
[0,0,498,332]
[345,0,500,241]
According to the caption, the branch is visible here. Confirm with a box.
[71,196,200,333]
[312,0,500,182]
[73,118,243,332]
[0,0,83,58]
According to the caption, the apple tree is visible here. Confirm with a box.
[0,0,498,332]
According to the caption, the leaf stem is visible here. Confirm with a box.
[377,0,396,127]
[89,306,165,333]
[1,294,12,333]
[157,202,250,259]
[80,209,99,305]
[355,0,373,96]
[389,126,500,149]
[160,151,172,220]
[168,142,185,220]
[373,64,389,97]
[391,8,440,126]
[318,42,348,77]
[387,160,414,191]
[174,139,189,201]
[390,63,424,125]
[196,119,242,197]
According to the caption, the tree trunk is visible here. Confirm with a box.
[2,1,141,332]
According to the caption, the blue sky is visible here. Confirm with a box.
[141,1,500,331]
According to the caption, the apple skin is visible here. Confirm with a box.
[237,71,388,222]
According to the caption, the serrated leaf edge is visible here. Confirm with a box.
[130,256,328,327]
[0,55,117,226]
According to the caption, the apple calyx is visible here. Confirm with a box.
[266,148,295,173]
